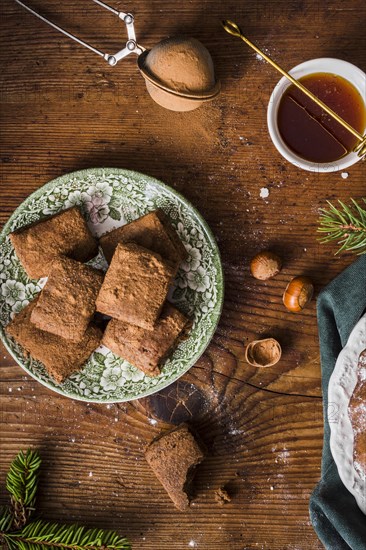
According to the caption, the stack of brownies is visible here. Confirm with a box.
[6,206,191,384]
[98,208,191,377]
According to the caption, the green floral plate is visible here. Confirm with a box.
[0,168,224,402]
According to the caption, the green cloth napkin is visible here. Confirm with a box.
[310,255,366,550]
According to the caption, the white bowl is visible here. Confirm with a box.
[267,58,366,172]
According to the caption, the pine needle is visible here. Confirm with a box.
[0,506,14,532]
[318,198,366,255]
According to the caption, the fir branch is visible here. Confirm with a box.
[2,520,131,550]
[0,451,131,550]
[6,450,41,530]
[318,198,366,255]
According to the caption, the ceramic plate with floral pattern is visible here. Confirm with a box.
[0,168,223,402]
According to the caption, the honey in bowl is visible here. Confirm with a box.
[277,73,366,163]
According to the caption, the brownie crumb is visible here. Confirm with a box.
[214,487,231,506]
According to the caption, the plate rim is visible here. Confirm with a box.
[0,167,224,403]
[328,312,366,514]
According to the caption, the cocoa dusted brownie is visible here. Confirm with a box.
[102,302,190,376]
[99,209,188,269]
[145,424,205,511]
[30,257,104,342]
[96,242,175,330]
[156,209,188,261]
[6,299,102,384]
[9,207,98,279]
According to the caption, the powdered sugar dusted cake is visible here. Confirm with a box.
[348,350,366,477]
[329,312,366,514]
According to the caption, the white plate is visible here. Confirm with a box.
[328,312,366,514]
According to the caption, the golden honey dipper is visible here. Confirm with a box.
[222,20,366,159]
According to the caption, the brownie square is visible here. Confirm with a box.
[145,424,205,511]
[6,299,102,384]
[96,243,175,330]
[30,257,104,342]
[156,209,188,262]
[10,207,98,279]
[102,302,190,376]
[99,209,188,269]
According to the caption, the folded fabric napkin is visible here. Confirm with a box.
[310,255,366,550]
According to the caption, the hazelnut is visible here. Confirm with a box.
[250,251,282,280]
[245,338,282,368]
[283,276,314,313]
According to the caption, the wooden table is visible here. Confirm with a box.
[1,1,365,548]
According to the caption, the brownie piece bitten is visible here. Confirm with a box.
[102,302,190,376]
[9,207,98,279]
[348,349,366,476]
[145,424,205,511]
[96,243,175,330]
[99,209,188,269]
[30,257,104,342]
[6,299,102,384]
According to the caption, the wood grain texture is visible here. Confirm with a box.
[1,0,365,548]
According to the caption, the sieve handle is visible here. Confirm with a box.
[13,0,145,66]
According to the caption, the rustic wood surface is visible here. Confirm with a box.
[0,0,365,548]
